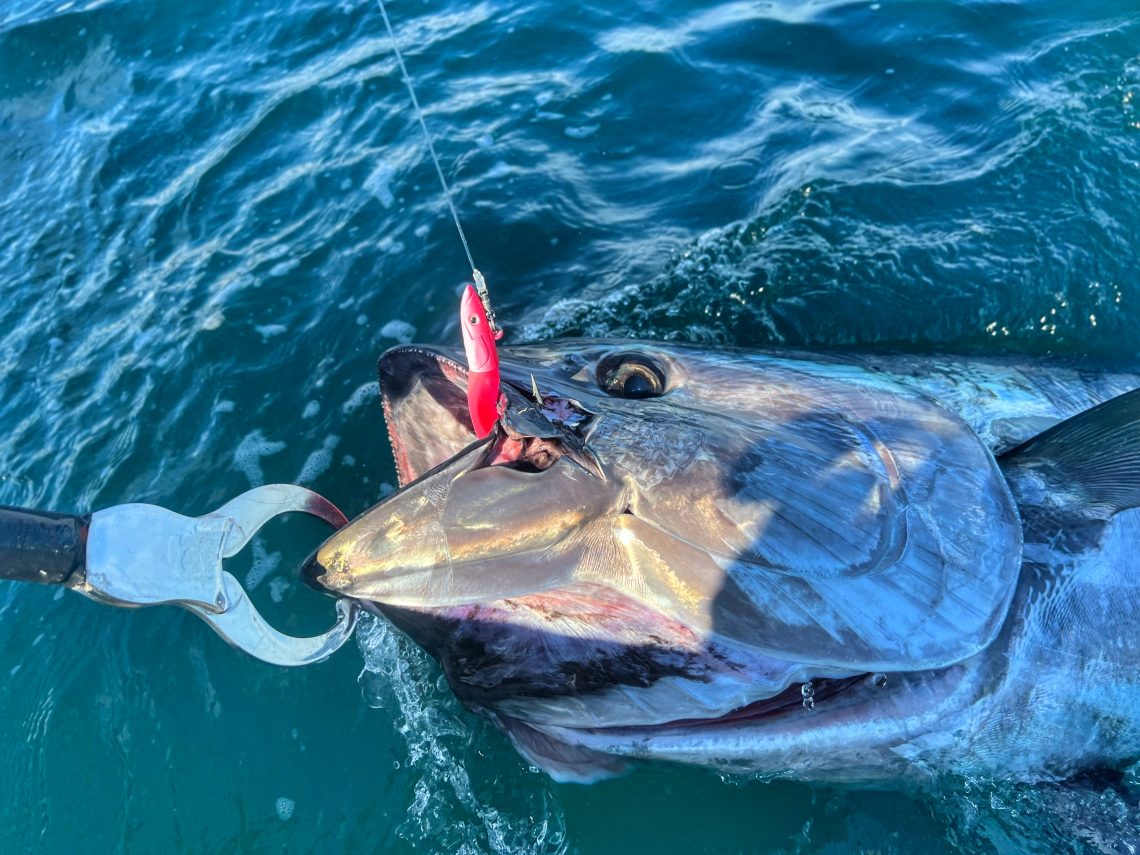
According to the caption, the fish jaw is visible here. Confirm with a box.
[306,447,627,608]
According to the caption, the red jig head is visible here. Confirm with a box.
[460,283,504,438]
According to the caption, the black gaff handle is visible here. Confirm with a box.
[0,505,89,585]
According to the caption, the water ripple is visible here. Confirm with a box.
[1,0,1139,851]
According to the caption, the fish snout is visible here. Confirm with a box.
[298,440,625,610]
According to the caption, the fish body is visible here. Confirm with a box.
[304,341,1140,783]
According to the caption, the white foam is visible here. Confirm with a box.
[233,430,287,486]
[380,319,416,343]
[296,435,340,484]
[255,324,288,340]
[268,577,290,604]
[341,381,380,416]
[245,538,281,590]
[365,163,396,207]
[598,26,685,53]
[356,617,567,852]
[275,797,294,821]
[302,400,320,419]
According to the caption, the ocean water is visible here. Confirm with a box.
[1,0,1139,851]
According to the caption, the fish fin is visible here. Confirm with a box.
[496,716,628,784]
[1000,387,1140,515]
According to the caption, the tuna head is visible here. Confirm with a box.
[303,340,1023,777]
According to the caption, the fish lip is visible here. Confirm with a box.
[378,344,476,486]
[650,674,867,729]
[523,674,871,740]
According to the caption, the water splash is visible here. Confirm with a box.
[939,775,1140,854]
[356,616,567,854]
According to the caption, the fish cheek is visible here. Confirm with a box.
[611,512,726,634]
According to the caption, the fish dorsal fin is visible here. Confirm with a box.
[1000,387,1140,516]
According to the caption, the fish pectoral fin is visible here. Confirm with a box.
[1000,387,1140,516]
[495,716,629,784]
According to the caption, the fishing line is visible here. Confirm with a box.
[374,0,480,280]
[374,0,505,437]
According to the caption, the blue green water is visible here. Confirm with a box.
[1,0,1139,850]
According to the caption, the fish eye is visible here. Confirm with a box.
[596,353,667,399]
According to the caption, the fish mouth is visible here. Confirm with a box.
[302,343,622,607]
[377,344,599,486]
[497,671,880,781]
[376,345,477,486]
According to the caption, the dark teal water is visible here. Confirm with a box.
[2,0,1139,851]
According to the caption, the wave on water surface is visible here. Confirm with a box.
[1,0,1140,851]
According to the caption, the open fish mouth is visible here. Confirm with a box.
[376,345,476,487]
[378,344,599,487]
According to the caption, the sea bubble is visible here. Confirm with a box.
[364,163,396,207]
[233,430,287,486]
[296,435,340,484]
[341,381,380,416]
[380,319,416,343]
[275,797,295,821]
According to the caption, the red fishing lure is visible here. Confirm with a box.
[460,283,503,438]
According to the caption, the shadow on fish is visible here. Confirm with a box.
[302,339,1140,785]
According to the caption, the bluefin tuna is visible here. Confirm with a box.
[303,341,1140,783]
